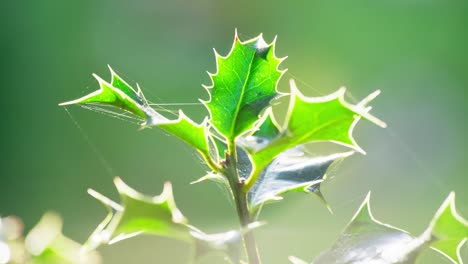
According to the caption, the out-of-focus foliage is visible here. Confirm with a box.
[0,213,100,264]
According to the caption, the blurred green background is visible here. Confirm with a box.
[2,0,467,263]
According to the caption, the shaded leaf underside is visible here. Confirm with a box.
[247,145,353,212]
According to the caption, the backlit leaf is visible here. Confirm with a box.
[84,178,191,251]
[60,66,210,157]
[203,31,286,139]
[85,178,259,263]
[244,80,386,191]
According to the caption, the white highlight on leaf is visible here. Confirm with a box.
[427,192,468,264]
[191,173,227,185]
[87,189,123,212]
[289,256,309,264]
[109,231,144,245]
[286,79,387,155]
[200,30,287,137]
[255,34,269,50]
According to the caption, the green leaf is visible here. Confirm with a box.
[247,147,353,214]
[312,193,429,264]
[428,192,468,264]
[251,107,281,141]
[84,177,191,251]
[85,178,258,263]
[203,31,286,139]
[293,192,468,264]
[232,109,354,215]
[244,80,386,190]
[59,66,211,157]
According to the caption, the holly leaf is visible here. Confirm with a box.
[429,192,468,264]
[84,178,191,251]
[247,147,353,214]
[203,31,286,140]
[85,178,259,263]
[291,192,468,264]
[237,108,354,214]
[244,80,387,190]
[232,109,353,215]
[59,66,210,158]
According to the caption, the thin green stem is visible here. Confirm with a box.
[225,139,261,264]
[243,167,261,193]
[200,151,223,173]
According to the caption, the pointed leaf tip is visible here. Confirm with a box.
[309,192,467,264]
[205,32,285,139]
[429,192,468,264]
[60,67,212,158]
[247,147,354,214]
[246,80,385,179]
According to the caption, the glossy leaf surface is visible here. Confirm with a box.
[291,192,468,264]
[247,148,353,212]
[203,32,285,139]
[237,108,356,214]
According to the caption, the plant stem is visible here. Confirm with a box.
[200,152,223,173]
[225,140,261,264]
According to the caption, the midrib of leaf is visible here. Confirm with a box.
[228,47,256,138]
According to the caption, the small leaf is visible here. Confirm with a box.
[247,145,353,213]
[203,31,286,139]
[60,66,211,157]
[301,192,468,264]
[84,178,191,251]
[245,80,386,190]
[155,110,211,156]
[251,107,281,141]
[85,178,258,263]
